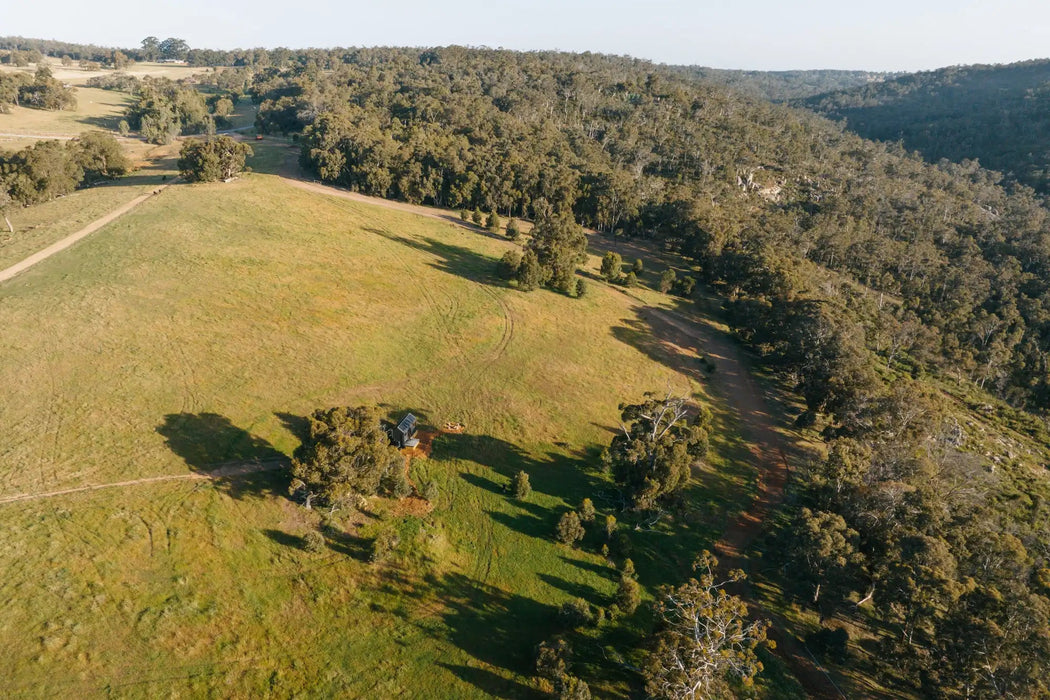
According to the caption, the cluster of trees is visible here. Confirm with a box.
[246,47,1050,416]
[0,65,76,112]
[780,380,1050,695]
[803,58,1050,193]
[495,205,588,295]
[0,132,128,217]
[177,135,253,182]
[123,77,220,143]
[673,66,892,102]
[604,392,709,510]
[289,405,408,510]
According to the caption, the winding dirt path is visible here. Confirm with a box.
[644,307,845,699]
[0,458,288,506]
[0,180,176,284]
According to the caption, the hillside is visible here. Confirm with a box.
[0,152,813,696]
[4,39,1050,697]
[672,66,891,101]
[801,58,1050,192]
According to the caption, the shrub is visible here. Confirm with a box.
[370,528,400,563]
[623,271,638,288]
[578,498,595,522]
[516,249,543,291]
[575,278,586,298]
[559,598,595,627]
[421,480,439,502]
[556,511,585,545]
[675,275,697,297]
[460,209,470,221]
[471,207,484,224]
[604,514,617,539]
[513,470,532,499]
[303,530,325,553]
[616,559,641,614]
[506,218,521,240]
[486,210,501,233]
[658,268,677,293]
[497,249,522,280]
[600,251,622,282]
[632,258,644,274]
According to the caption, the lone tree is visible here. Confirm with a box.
[290,405,404,510]
[556,511,585,546]
[645,551,770,700]
[528,206,587,294]
[513,470,532,499]
[177,135,253,182]
[600,251,622,282]
[606,391,709,510]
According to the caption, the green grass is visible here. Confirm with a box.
[0,171,777,696]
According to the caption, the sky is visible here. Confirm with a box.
[6,0,1050,71]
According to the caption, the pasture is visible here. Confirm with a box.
[0,166,791,696]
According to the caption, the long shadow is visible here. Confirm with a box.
[488,509,552,541]
[559,556,617,582]
[365,228,512,289]
[156,412,288,500]
[438,663,540,699]
[420,572,552,698]
[538,572,603,603]
[274,411,310,443]
[262,529,305,550]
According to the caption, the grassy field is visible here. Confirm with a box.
[0,166,792,696]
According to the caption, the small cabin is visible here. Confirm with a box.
[391,413,419,448]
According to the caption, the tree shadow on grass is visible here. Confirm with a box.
[365,228,512,289]
[559,556,617,582]
[537,573,604,603]
[415,572,553,698]
[438,664,541,700]
[262,528,305,550]
[156,412,289,500]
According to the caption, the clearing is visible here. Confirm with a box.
[0,151,803,696]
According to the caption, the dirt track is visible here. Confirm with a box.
[0,458,288,506]
[645,307,844,699]
[0,180,176,284]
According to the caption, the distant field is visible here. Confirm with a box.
[0,61,219,152]
[0,169,778,696]
[0,60,208,87]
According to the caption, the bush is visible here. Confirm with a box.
[805,627,850,664]
[556,511,585,545]
[632,258,644,274]
[604,514,617,539]
[516,249,544,291]
[578,498,595,522]
[380,467,412,498]
[460,209,470,221]
[486,210,501,233]
[303,530,325,553]
[616,559,641,614]
[472,207,484,224]
[674,275,697,297]
[370,528,400,563]
[513,470,532,499]
[558,598,595,628]
[623,271,638,288]
[506,218,521,240]
[421,480,439,502]
[600,252,622,282]
[497,249,522,280]
[575,278,586,298]
[658,268,677,294]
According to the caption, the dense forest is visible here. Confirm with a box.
[669,66,890,102]
[802,59,1050,194]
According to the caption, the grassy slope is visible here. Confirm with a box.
[0,172,781,696]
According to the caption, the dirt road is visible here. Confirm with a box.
[0,180,175,284]
[0,458,288,506]
[645,307,844,698]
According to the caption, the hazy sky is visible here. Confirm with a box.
[7,0,1050,71]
